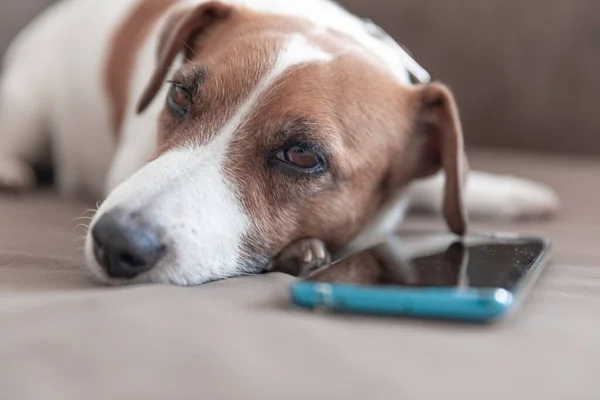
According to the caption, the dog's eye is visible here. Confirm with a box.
[276,146,322,170]
[167,84,191,117]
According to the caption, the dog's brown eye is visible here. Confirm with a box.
[167,84,190,117]
[277,146,321,169]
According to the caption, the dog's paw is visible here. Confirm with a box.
[0,158,35,192]
[267,238,332,277]
[465,172,560,221]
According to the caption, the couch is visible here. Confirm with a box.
[2,150,598,399]
[1,1,599,399]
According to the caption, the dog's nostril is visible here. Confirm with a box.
[118,252,145,268]
[91,210,165,279]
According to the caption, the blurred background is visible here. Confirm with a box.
[1,0,598,156]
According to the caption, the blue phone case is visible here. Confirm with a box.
[290,233,549,322]
[291,283,513,322]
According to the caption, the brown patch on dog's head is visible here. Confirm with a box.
[135,2,467,271]
[227,64,468,262]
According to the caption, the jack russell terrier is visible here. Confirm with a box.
[0,0,558,285]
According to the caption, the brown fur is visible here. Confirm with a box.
[153,7,278,153]
[104,0,179,136]
[230,57,413,258]
[137,1,234,113]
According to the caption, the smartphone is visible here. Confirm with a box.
[290,230,550,322]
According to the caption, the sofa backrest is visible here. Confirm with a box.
[341,0,600,156]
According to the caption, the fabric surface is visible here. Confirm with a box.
[1,149,599,400]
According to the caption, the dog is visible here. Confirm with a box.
[0,0,559,285]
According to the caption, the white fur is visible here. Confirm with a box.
[1,0,560,285]
[86,147,251,285]
[0,0,136,198]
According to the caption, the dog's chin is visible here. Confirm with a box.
[83,233,264,286]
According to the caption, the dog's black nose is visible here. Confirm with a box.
[92,211,165,279]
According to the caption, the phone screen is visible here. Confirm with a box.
[309,231,547,290]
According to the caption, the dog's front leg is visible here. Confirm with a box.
[266,238,332,277]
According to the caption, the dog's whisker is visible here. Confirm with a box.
[71,216,94,223]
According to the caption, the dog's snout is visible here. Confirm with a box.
[91,211,165,279]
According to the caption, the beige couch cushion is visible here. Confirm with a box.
[1,149,599,399]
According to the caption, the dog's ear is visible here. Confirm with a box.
[137,2,232,113]
[393,83,469,235]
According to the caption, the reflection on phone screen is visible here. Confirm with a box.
[310,233,545,290]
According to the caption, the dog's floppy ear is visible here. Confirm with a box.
[137,2,232,113]
[395,83,469,235]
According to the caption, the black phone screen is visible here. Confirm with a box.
[323,231,548,291]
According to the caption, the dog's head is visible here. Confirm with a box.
[86,2,467,285]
